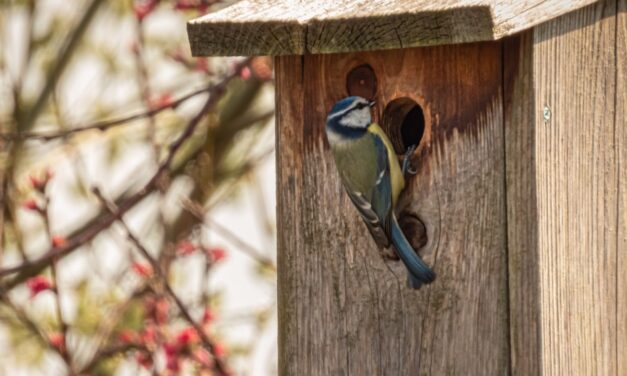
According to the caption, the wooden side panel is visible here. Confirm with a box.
[275,55,305,376]
[617,0,627,374]
[276,42,509,375]
[503,31,541,376]
[532,1,620,374]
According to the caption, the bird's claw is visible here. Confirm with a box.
[402,144,418,176]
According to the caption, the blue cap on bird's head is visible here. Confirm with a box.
[327,96,375,129]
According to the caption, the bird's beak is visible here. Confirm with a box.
[369,100,376,107]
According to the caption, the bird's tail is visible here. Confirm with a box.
[389,215,436,289]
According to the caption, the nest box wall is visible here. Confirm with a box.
[188,0,626,375]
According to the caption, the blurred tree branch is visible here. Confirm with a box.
[0,1,277,373]
[0,58,251,289]
[18,0,105,132]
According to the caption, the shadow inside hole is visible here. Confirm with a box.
[381,97,426,154]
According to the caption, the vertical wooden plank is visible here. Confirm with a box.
[276,42,509,375]
[533,1,618,374]
[503,31,541,376]
[617,0,627,374]
[275,55,305,376]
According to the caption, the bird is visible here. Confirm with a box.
[325,96,436,288]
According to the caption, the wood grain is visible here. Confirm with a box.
[188,0,599,56]
[276,41,508,375]
[532,0,621,374]
[617,0,626,375]
[503,31,541,376]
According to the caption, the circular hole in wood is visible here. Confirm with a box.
[346,64,377,100]
[381,97,425,154]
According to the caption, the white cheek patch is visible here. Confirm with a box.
[339,108,370,128]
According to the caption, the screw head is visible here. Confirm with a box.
[543,106,552,121]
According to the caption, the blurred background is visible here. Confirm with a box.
[0,0,277,375]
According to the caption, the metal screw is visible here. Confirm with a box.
[543,106,552,122]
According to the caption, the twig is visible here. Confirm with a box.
[0,85,214,141]
[92,188,230,376]
[80,343,145,374]
[0,293,67,360]
[0,59,252,289]
[19,0,105,132]
[180,199,275,271]
[42,199,74,374]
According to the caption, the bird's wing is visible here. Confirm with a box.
[344,135,393,248]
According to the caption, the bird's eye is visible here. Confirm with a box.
[355,103,367,109]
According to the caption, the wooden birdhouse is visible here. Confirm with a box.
[187,1,626,374]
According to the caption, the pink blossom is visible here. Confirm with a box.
[149,92,173,109]
[135,352,153,369]
[26,276,53,297]
[51,235,67,248]
[213,342,226,358]
[132,262,153,278]
[22,199,40,211]
[133,0,159,21]
[176,327,199,346]
[176,240,197,256]
[239,66,251,80]
[48,332,64,350]
[202,308,215,325]
[207,247,227,263]
[118,330,137,344]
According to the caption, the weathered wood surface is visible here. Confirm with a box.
[534,1,619,373]
[276,41,509,375]
[618,3,626,375]
[188,0,599,56]
[504,0,625,374]
[503,30,541,376]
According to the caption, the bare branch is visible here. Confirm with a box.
[180,198,276,271]
[0,85,214,141]
[92,188,230,376]
[18,0,105,132]
[0,59,252,290]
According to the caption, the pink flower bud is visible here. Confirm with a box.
[176,240,197,256]
[133,0,159,21]
[118,330,137,344]
[26,275,53,297]
[135,352,153,369]
[176,327,199,346]
[132,262,153,278]
[213,342,226,358]
[202,308,215,325]
[149,92,173,109]
[239,66,251,80]
[22,199,40,211]
[51,235,67,248]
[206,247,227,263]
[48,332,64,350]
[139,326,156,346]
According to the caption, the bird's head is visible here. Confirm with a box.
[326,96,375,130]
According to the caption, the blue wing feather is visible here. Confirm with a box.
[371,135,436,287]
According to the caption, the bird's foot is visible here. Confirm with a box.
[401,144,418,176]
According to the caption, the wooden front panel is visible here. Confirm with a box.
[276,42,509,375]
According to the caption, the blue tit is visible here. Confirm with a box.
[325,96,436,288]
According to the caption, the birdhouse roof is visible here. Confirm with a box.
[187,0,599,56]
